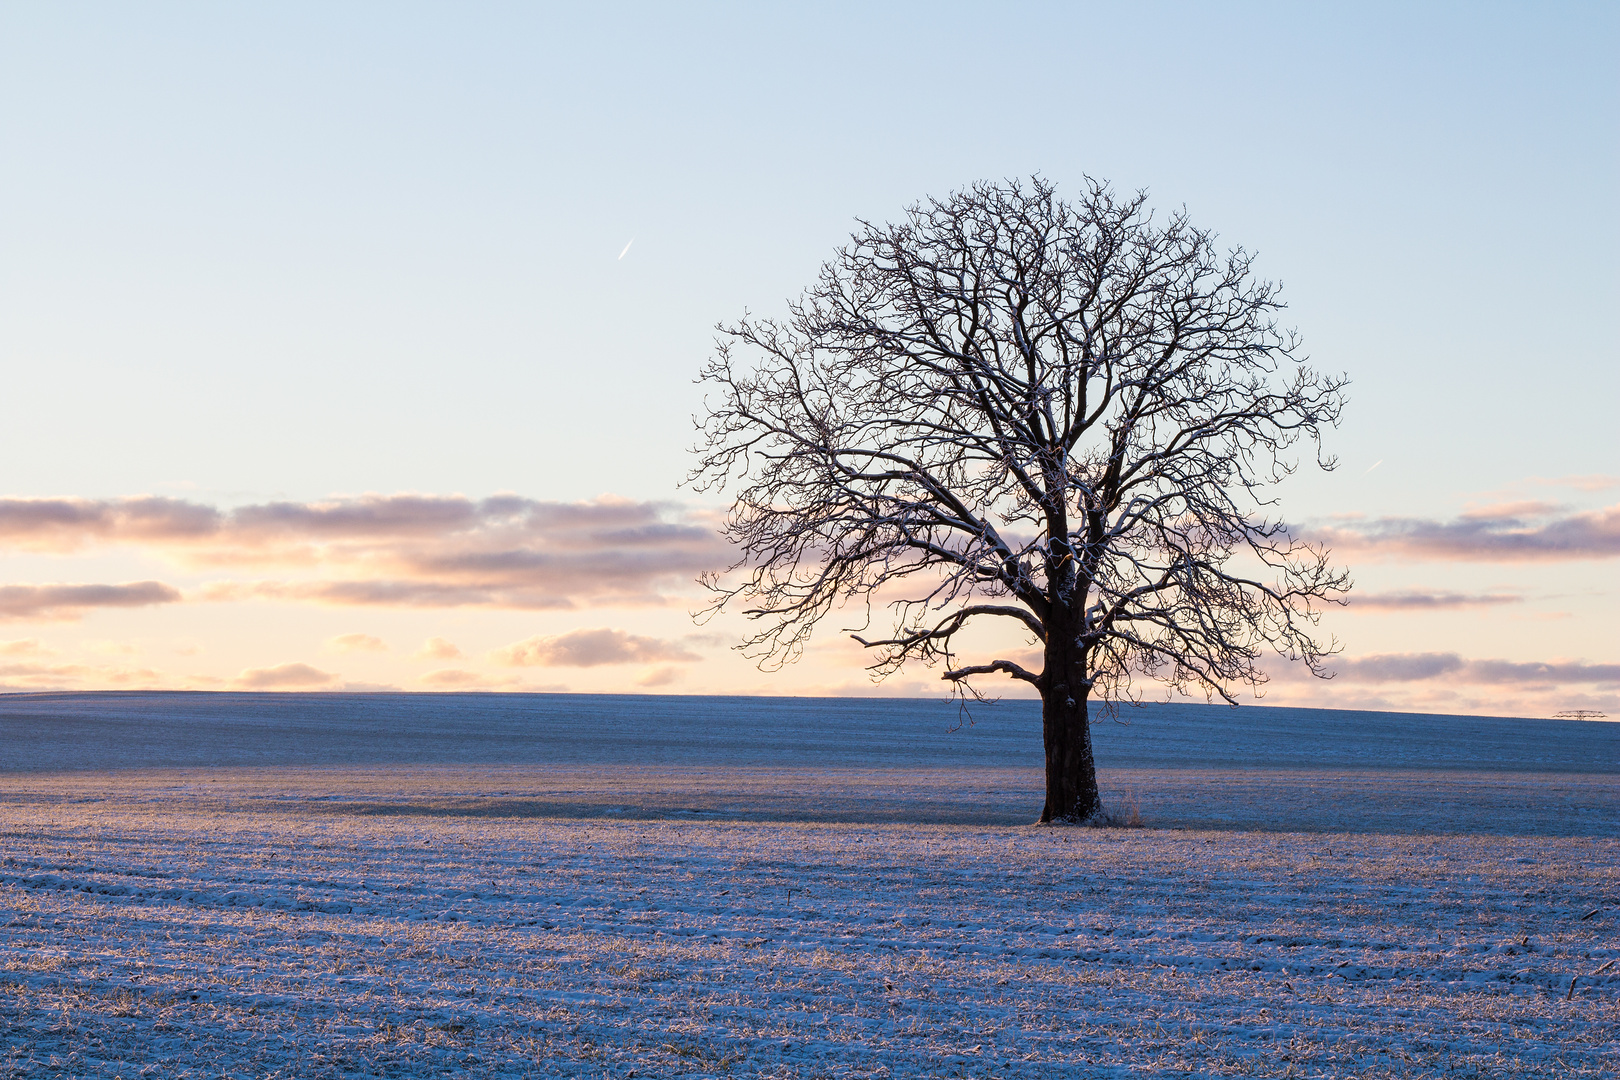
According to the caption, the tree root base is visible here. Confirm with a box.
[1034,802,1143,828]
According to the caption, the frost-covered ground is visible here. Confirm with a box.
[3,767,1617,1078]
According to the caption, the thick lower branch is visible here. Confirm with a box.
[941,659,1042,685]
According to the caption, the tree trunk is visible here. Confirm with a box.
[1039,637,1101,823]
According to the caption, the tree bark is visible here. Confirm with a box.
[1039,629,1101,823]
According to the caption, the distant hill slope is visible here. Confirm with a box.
[0,692,1614,774]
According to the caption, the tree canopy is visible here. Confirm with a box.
[692,177,1349,821]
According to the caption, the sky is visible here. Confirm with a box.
[1,2,1616,716]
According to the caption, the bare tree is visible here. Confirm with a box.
[691,178,1349,822]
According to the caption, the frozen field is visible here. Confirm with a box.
[2,695,1618,1077]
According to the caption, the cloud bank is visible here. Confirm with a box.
[1254,649,1620,717]
[1260,651,1620,692]
[0,660,165,689]
[1312,503,1620,561]
[1324,653,1620,686]
[0,494,727,611]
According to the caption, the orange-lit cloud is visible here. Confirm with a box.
[634,665,685,688]
[83,640,139,656]
[490,628,703,668]
[414,668,536,690]
[0,582,182,621]
[1311,503,1620,561]
[328,633,388,653]
[0,638,50,657]
[414,637,463,660]
[233,662,338,689]
[418,668,485,687]
[0,661,165,689]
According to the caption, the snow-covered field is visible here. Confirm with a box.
[3,766,1617,1078]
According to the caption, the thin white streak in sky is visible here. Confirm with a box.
[1364,459,1384,475]
[618,239,634,260]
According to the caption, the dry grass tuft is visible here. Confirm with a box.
[1086,789,1146,828]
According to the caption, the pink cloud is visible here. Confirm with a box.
[0,496,219,550]
[1345,591,1523,611]
[1244,649,1620,717]
[1533,474,1619,493]
[1275,651,1620,688]
[199,579,585,611]
[1457,500,1560,521]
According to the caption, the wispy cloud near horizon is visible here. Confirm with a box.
[1343,590,1524,611]
[1309,502,1620,561]
[1273,651,1620,688]
[0,659,165,689]
[490,628,703,668]
[1532,474,1619,493]
[1254,649,1620,717]
[0,494,729,612]
[233,662,339,689]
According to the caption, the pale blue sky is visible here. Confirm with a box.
[1,3,1616,709]
[3,2,1613,507]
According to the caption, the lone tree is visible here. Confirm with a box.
[692,178,1349,822]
